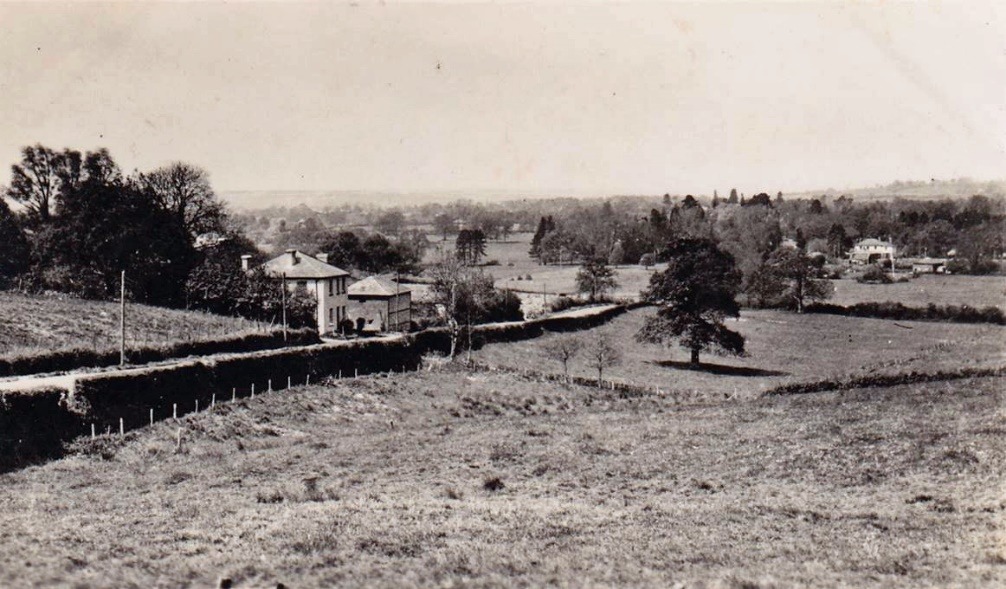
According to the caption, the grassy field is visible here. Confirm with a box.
[473,307,1006,398]
[0,292,266,360]
[0,369,1001,587]
[830,274,1006,310]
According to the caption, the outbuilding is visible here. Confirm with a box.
[347,276,412,332]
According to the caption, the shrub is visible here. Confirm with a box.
[857,265,892,284]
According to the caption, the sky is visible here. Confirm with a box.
[0,1,1004,199]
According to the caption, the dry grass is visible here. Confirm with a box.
[473,307,1006,398]
[0,369,1001,588]
[830,274,1006,310]
[0,292,266,360]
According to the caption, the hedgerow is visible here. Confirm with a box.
[805,301,1005,325]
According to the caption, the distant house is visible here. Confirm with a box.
[261,249,350,335]
[849,238,895,265]
[347,276,412,332]
[908,257,948,274]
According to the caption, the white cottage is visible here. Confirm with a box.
[849,238,896,265]
[260,249,350,335]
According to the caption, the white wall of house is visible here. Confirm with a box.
[286,276,349,334]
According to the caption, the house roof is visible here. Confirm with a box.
[348,276,411,298]
[263,250,349,279]
[855,238,893,247]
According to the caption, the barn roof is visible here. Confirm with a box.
[856,238,893,247]
[264,250,349,279]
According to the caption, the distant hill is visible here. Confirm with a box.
[221,178,1006,210]
[789,178,1006,201]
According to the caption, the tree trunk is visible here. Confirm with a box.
[690,347,700,366]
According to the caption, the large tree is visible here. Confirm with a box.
[637,238,745,365]
[0,198,29,281]
[138,162,226,239]
[748,247,832,312]
[5,145,81,224]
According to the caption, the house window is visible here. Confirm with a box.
[329,308,333,323]
[328,279,333,297]
[296,280,307,290]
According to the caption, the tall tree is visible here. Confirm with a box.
[637,238,745,365]
[5,145,80,224]
[138,162,225,239]
[455,228,487,265]
[0,199,29,281]
[576,258,618,301]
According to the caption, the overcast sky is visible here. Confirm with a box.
[1,1,1003,197]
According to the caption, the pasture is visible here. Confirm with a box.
[0,292,266,361]
[0,370,1000,587]
[830,274,1006,310]
[473,307,1006,398]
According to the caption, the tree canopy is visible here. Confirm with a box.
[637,238,745,365]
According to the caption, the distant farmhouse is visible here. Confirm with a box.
[256,249,350,334]
[849,238,895,265]
[348,276,412,332]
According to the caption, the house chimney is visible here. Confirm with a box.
[240,254,252,272]
[286,249,299,265]
[316,253,329,263]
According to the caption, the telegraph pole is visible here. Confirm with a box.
[280,272,288,341]
[119,270,126,366]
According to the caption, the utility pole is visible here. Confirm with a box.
[119,270,126,366]
[280,272,288,341]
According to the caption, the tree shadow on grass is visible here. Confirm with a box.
[650,360,790,377]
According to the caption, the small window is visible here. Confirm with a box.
[329,308,333,323]
[296,280,307,290]
[328,279,334,297]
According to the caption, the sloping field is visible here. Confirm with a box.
[0,370,1001,587]
[0,292,265,360]
[473,307,1006,398]
[830,275,1006,310]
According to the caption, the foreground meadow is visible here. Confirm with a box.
[0,369,1002,588]
[473,307,1006,398]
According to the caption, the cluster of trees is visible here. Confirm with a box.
[268,219,427,275]
[0,144,316,327]
[541,331,623,385]
[455,229,487,265]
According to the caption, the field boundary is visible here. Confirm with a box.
[0,303,635,472]
[763,365,1006,396]
[804,301,1006,325]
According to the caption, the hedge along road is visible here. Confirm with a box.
[0,334,408,394]
[0,303,625,394]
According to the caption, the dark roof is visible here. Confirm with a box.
[264,250,349,279]
[348,276,411,298]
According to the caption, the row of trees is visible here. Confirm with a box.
[0,144,317,327]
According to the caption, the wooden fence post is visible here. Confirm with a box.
[173,403,177,419]
[149,408,153,426]
[119,418,124,437]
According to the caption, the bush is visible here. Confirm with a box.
[857,265,892,284]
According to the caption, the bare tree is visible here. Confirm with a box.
[587,331,622,387]
[542,334,583,380]
[427,247,469,358]
[138,162,225,239]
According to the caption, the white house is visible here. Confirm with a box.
[849,238,896,265]
[347,276,412,332]
[260,249,350,335]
